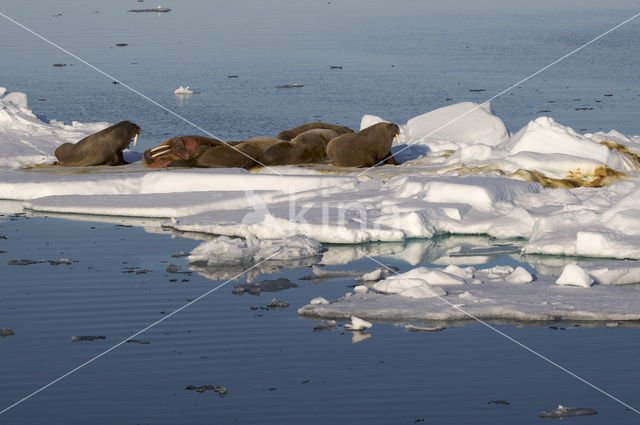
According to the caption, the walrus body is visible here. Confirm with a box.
[260,129,337,165]
[195,137,282,169]
[277,122,354,141]
[55,121,140,166]
[143,135,227,168]
[326,122,399,167]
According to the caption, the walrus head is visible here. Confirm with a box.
[119,121,141,147]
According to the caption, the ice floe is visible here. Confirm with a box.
[2,89,640,260]
[299,263,640,322]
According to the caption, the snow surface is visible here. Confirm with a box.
[2,88,640,322]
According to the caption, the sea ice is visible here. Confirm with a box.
[555,264,594,288]
[2,88,640,264]
[173,86,193,95]
[299,264,640,322]
[187,235,323,265]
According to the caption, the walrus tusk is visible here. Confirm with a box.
[395,133,400,144]
[150,148,171,158]
[149,144,171,152]
[133,133,138,147]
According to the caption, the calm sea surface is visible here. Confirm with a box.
[1,1,639,423]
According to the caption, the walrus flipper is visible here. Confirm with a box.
[383,154,398,165]
[108,150,126,166]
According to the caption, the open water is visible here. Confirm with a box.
[1,0,639,423]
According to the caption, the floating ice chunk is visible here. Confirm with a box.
[173,85,194,95]
[358,268,386,282]
[443,265,474,280]
[539,405,597,418]
[353,285,368,294]
[187,235,323,265]
[344,316,372,331]
[405,325,445,332]
[505,266,533,284]
[556,264,594,288]
[310,297,329,305]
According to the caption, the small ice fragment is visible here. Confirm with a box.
[405,325,445,332]
[539,405,597,418]
[443,264,474,279]
[359,268,385,281]
[556,264,594,288]
[606,322,621,328]
[505,266,533,284]
[309,297,329,305]
[353,285,368,294]
[173,85,194,95]
[344,316,372,331]
[267,298,289,310]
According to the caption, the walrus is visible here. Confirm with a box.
[259,129,337,165]
[326,122,399,167]
[277,122,354,141]
[55,121,140,166]
[195,137,283,168]
[142,135,229,168]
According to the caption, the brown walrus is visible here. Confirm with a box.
[277,122,354,141]
[142,135,229,168]
[55,121,140,166]
[195,137,283,169]
[259,129,337,165]
[326,122,399,167]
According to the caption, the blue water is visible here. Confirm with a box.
[1,0,638,148]
[1,0,640,423]
[1,216,639,424]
